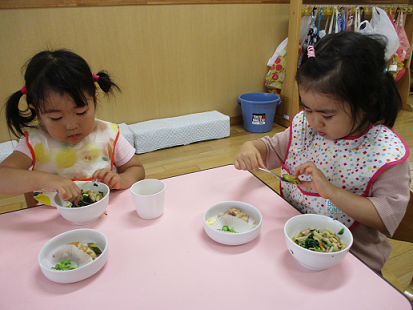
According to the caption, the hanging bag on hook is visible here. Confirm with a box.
[387,9,407,81]
[356,20,374,34]
[396,9,410,61]
[264,44,288,95]
[363,6,400,61]
[298,7,320,67]
[346,7,354,31]
[336,7,346,32]
[265,38,292,94]
[306,7,320,45]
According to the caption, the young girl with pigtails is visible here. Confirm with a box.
[234,32,411,273]
[0,49,145,204]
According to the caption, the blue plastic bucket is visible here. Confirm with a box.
[237,92,281,133]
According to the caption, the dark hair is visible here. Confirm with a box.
[4,49,120,138]
[296,31,402,129]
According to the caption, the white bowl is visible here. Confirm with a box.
[284,214,353,271]
[55,181,109,225]
[203,201,262,245]
[38,228,108,283]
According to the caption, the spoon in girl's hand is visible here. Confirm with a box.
[258,167,301,184]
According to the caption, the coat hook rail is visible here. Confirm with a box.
[302,5,413,16]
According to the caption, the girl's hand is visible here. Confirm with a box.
[234,141,266,171]
[92,169,122,190]
[44,176,81,204]
[293,161,336,199]
[293,161,389,232]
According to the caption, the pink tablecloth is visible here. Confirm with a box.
[1,165,411,310]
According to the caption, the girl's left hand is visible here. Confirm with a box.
[293,161,336,199]
[92,169,122,190]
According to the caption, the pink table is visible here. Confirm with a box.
[1,165,412,309]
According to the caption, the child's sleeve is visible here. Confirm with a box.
[260,128,290,170]
[367,160,411,236]
[114,134,136,167]
[13,136,32,160]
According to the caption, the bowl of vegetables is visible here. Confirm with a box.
[284,214,353,271]
[203,201,262,245]
[38,228,108,283]
[54,181,109,225]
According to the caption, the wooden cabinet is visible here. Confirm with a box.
[276,0,413,128]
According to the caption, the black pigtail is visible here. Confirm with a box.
[5,90,37,138]
[95,71,121,94]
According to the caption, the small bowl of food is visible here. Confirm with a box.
[38,228,108,283]
[203,201,262,245]
[54,181,109,225]
[284,214,353,271]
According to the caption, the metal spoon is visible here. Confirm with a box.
[258,167,301,184]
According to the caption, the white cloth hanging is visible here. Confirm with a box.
[328,6,337,34]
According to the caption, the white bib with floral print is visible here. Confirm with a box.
[281,111,408,229]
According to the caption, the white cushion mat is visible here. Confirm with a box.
[0,140,18,163]
[129,111,230,154]
[118,123,135,148]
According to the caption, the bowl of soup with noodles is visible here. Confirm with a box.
[284,214,353,271]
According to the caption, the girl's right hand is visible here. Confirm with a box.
[234,141,266,171]
[43,176,81,204]
[293,161,336,199]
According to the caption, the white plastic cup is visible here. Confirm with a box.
[131,179,166,219]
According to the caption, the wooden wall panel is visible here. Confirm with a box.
[0,1,288,10]
[0,4,289,142]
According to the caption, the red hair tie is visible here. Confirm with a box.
[20,86,28,94]
[93,74,99,82]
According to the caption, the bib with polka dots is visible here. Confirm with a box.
[281,111,409,229]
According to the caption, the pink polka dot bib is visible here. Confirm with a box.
[281,111,408,229]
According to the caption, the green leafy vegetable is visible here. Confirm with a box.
[88,243,102,256]
[219,225,237,233]
[52,259,77,271]
[303,233,320,249]
[293,228,346,252]
[67,189,104,208]
[294,232,334,251]
[338,228,345,235]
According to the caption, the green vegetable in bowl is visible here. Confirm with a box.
[338,228,345,235]
[52,259,77,271]
[65,188,104,208]
[293,228,347,252]
[88,243,102,256]
[219,225,237,233]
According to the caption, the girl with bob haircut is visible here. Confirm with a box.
[235,32,411,272]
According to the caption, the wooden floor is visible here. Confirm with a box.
[1,105,413,294]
